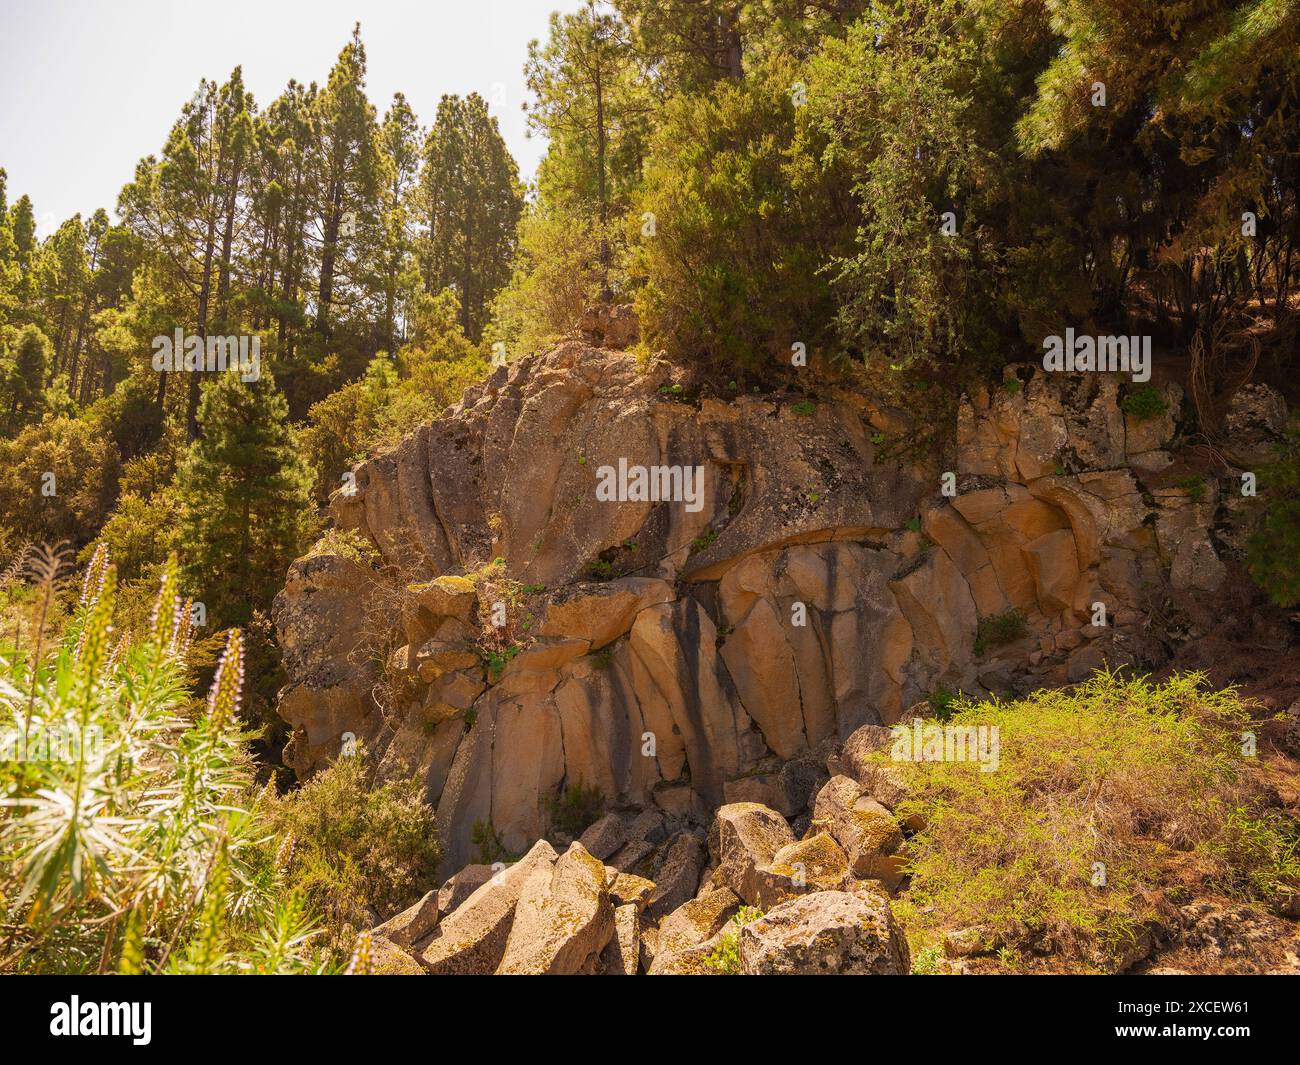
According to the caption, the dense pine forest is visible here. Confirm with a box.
[2,1,1299,983]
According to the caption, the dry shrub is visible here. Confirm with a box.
[893,670,1300,969]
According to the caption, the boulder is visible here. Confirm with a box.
[578,812,630,860]
[943,924,1002,958]
[372,890,440,948]
[645,832,704,920]
[418,840,557,975]
[762,833,855,902]
[600,903,642,975]
[707,803,798,907]
[739,889,910,975]
[436,864,495,915]
[811,776,906,888]
[410,575,476,621]
[827,723,894,784]
[608,871,656,912]
[496,843,615,975]
[370,935,427,975]
[647,887,741,976]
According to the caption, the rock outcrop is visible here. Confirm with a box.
[274,340,1285,880]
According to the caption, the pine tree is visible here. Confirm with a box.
[309,24,379,340]
[0,169,17,330]
[176,368,316,626]
[7,323,52,426]
[8,193,37,313]
[417,93,522,340]
[524,3,648,302]
[373,92,422,353]
[118,68,259,437]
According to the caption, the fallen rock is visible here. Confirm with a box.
[372,890,440,948]
[608,837,657,876]
[943,924,1002,958]
[578,812,630,860]
[645,832,704,920]
[418,840,557,975]
[608,871,656,911]
[600,904,642,975]
[370,934,427,975]
[811,775,906,888]
[496,843,615,975]
[739,889,910,975]
[436,864,495,915]
[707,803,797,907]
[410,575,477,621]
[760,832,855,904]
[829,722,895,781]
[647,887,741,975]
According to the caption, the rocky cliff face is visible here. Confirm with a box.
[273,338,1287,872]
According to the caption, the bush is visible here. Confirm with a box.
[632,58,846,372]
[0,415,121,547]
[268,752,441,962]
[703,906,764,975]
[973,608,1027,656]
[487,200,608,358]
[1120,383,1167,422]
[1247,421,1300,608]
[891,672,1300,970]
[546,778,605,837]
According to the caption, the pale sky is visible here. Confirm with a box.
[0,0,586,236]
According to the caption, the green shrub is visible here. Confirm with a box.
[973,608,1027,656]
[268,751,441,963]
[926,684,963,721]
[704,906,764,974]
[689,527,718,554]
[632,57,846,372]
[1247,421,1300,608]
[890,672,1300,971]
[471,819,512,865]
[1176,475,1206,503]
[547,779,605,837]
[1120,383,1167,422]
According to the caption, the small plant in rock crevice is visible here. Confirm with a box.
[973,608,1027,656]
[546,779,605,837]
[704,907,765,974]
